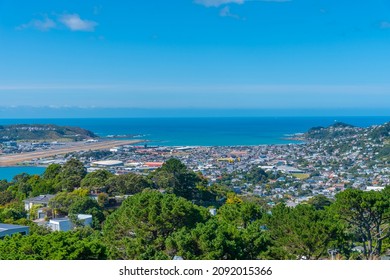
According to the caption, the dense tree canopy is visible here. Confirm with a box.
[103,190,208,259]
[264,204,346,260]
[166,219,245,260]
[166,216,270,260]
[217,201,263,229]
[80,169,114,192]
[244,167,269,185]
[105,173,153,196]
[42,164,62,180]
[54,158,87,192]
[149,158,201,200]
[332,188,390,260]
[0,228,107,260]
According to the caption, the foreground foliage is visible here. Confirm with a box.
[0,158,389,260]
[0,228,107,260]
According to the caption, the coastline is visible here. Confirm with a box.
[2,116,389,146]
[0,139,144,167]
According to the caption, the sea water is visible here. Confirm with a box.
[1,116,388,146]
[0,166,46,182]
[1,116,388,181]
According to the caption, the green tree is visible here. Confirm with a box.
[8,173,32,199]
[166,218,270,260]
[97,193,109,207]
[244,166,268,185]
[0,228,107,260]
[0,190,14,206]
[0,201,26,223]
[217,201,263,229]
[0,179,10,192]
[81,169,114,192]
[307,195,333,210]
[332,188,390,259]
[106,173,152,196]
[68,196,105,229]
[166,219,243,260]
[42,164,62,180]
[265,204,345,260]
[103,190,207,259]
[28,175,55,197]
[150,158,201,200]
[54,158,87,192]
[48,190,88,217]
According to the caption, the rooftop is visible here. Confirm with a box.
[23,194,55,203]
[91,160,123,166]
[0,223,29,232]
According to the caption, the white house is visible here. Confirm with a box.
[49,214,93,232]
[23,194,55,211]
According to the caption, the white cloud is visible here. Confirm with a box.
[194,0,290,7]
[194,0,244,7]
[17,16,56,31]
[220,6,240,19]
[59,14,98,32]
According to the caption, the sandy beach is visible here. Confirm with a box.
[0,140,143,166]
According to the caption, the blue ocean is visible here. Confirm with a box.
[1,116,389,181]
[1,116,389,146]
[0,167,46,182]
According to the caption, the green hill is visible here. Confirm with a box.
[305,122,359,140]
[0,124,97,142]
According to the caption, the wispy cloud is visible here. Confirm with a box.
[17,16,56,31]
[194,0,291,7]
[380,21,390,29]
[220,6,240,19]
[258,0,291,2]
[1,84,390,95]
[195,0,244,7]
[59,14,98,32]
[17,13,98,32]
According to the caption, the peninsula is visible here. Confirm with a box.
[0,124,97,142]
[0,124,145,166]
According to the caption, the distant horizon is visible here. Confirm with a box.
[0,106,390,119]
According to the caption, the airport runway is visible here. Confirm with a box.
[0,140,143,166]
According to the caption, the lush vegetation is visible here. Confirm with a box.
[0,158,389,260]
[305,122,359,140]
[0,124,97,142]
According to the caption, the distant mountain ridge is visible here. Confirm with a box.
[0,124,97,142]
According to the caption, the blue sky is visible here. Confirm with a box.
[1,0,390,115]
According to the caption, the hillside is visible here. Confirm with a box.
[0,124,97,142]
[304,122,360,140]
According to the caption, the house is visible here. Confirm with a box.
[0,223,29,238]
[91,160,123,167]
[48,218,72,232]
[49,214,93,232]
[23,194,55,211]
[209,208,217,216]
[365,186,385,192]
